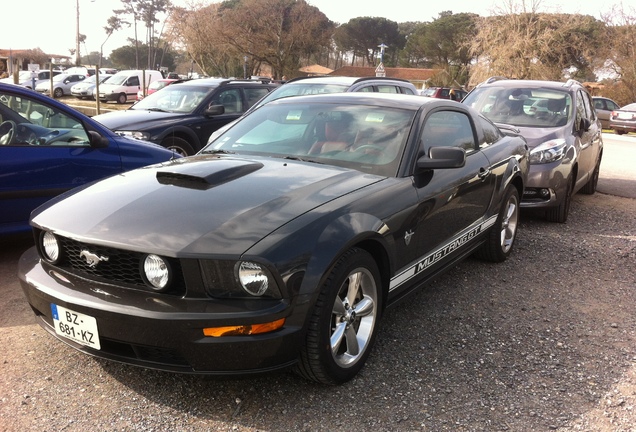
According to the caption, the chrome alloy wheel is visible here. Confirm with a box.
[330,267,378,368]
[500,192,519,253]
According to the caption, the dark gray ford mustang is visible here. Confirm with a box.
[19,93,529,384]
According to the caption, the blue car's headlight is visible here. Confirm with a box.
[529,139,567,164]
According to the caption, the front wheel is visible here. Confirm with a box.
[162,137,195,156]
[582,154,602,195]
[53,88,64,98]
[545,174,573,223]
[295,248,382,385]
[475,186,519,262]
[117,93,127,104]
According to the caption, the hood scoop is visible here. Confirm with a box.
[156,158,264,190]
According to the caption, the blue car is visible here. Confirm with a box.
[0,83,178,236]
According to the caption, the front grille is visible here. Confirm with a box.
[52,236,186,294]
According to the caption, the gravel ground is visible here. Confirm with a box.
[1,191,635,432]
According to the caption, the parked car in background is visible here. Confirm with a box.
[71,74,113,100]
[463,77,603,223]
[593,96,620,130]
[98,69,164,104]
[420,87,467,101]
[247,76,417,114]
[0,70,63,89]
[136,78,182,100]
[608,102,636,135]
[19,92,528,385]
[94,78,279,155]
[35,73,87,97]
[0,82,177,236]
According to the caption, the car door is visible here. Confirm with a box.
[576,89,602,188]
[0,88,122,233]
[391,108,496,293]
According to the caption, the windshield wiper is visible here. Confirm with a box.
[144,107,169,112]
[283,156,323,164]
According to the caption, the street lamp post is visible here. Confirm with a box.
[243,56,248,79]
[76,0,81,66]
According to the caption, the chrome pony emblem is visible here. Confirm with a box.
[79,250,109,268]
[404,229,415,246]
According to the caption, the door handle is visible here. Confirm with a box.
[478,168,491,180]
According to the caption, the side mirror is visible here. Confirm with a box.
[88,130,109,148]
[579,118,591,134]
[205,104,225,116]
[416,146,466,171]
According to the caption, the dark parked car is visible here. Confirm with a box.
[420,87,467,101]
[0,82,177,236]
[93,78,279,156]
[463,78,603,223]
[608,102,636,135]
[592,96,620,130]
[19,93,528,385]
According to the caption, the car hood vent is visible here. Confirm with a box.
[156,159,264,190]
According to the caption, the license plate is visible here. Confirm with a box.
[51,304,101,350]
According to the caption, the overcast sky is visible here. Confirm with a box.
[0,0,623,60]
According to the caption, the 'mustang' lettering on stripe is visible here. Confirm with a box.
[389,215,497,292]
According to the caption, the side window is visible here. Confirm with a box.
[215,89,242,114]
[376,85,398,94]
[478,116,502,147]
[0,91,89,146]
[607,100,619,111]
[594,99,604,110]
[127,76,140,87]
[401,87,416,95]
[421,111,476,154]
[244,88,270,109]
[581,90,595,120]
[575,90,586,127]
[356,86,374,93]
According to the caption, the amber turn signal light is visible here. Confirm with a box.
[203,318,285,337]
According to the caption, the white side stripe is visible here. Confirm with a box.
[389,215,498,291]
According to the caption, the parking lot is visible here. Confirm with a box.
[1,135,635,431]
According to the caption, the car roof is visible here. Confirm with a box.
[476,77,585,92]
[268,91,446,110]
[284,75,412,86]
[173,78,277,88]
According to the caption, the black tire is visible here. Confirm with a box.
[615,130,626,135]
[295,248,382,385]
[162,137,195,156]
[53,88,64,98]
[581,153,602,195]
[475,186,520,262]
[545,174,573,223]
[117,93,127,104]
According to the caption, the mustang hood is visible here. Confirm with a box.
[93,109,188,131]
[31,155,383,256]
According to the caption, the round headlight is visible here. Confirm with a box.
[42,231,60,263]
[237,261,269,296]
[142,254,171,291]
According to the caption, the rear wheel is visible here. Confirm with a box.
[545,174,573,223]
[162,137,195,156]
[475,186,519,262]
[295,248,381,385]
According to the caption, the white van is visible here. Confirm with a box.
[98,69,163,104]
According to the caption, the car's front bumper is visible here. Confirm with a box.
[520,159,569,209]
[18,247,304,375]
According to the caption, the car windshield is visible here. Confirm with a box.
[131,84,213,113]
[252,83,350,111]
[203,101,415,177]
[420,88,438,97]
[52,74,69,82]
[463,86,572,128]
